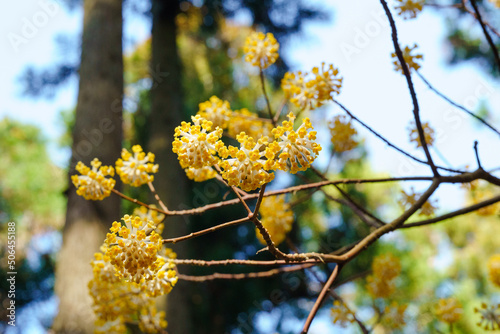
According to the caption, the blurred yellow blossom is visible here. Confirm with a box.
[243,32,279,69]
[394,0,425,19]
[329,115,358,153]
[436,298,463,324]
[256,195,294,246]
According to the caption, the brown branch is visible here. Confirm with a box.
[469,0,500,72]
[164,176,434,216]
[259,68,277,127]
[163,217,250,244]
[111,188,169,215]
[172,258,324,266]
[333,184,385,227]
[380,0,439,176]
[338,179,440,262]
[147,181,169,212]
[402,193,500,228]
[176,263,315,281]
[301,265,341,333]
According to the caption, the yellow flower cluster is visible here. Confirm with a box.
[243,32,279,69]
[228,108,273,140]
[133,205,165,235]
[382,302,407,330]
[490,0,500,8]
[185,166,217,182]
[394,0,425,19]
[474,303,500,331]
[282,63,342,111]
[488,254,500,288]
[329,115,358,153]
[197,96,232,129]
[435,298,463,324]
[366,253,401,299]
[218,134,275,191]
[330,300,355,328]
[392,44,423,74]
[468,184,500,216]
[268,112,322,173]
[71,158,116,200]
[105,215,164,284]
[399,187,438,216]
[173,112,321,190]
[73,146,161,201]
[89,246,169,333]
[256,195,294,246]
[172,115,223,169]
[116,145,159,187]
[408,121,435,148]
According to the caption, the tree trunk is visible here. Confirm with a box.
[52,0,123,332]
[149,0,193,332]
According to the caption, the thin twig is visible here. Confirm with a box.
[473,141,483,169]
[163,217,250,244]
[301,265,341,333]
[416,72,500,137]
[259,68,277,126]
[333,100,462,174]
[402,193,500,228]
[147,181,169,212]
[469,0,500,72]
[380,0,439,176]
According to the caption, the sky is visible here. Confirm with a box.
[1,0,499,333]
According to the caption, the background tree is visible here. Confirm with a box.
[52,0,123,332]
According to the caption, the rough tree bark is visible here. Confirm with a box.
[52,0,123,332]
[149,0,193,332]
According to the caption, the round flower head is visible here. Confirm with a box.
[394,0,425,19]
[392,44,423,74]
[366,275,397,298]
[105,215,163,283]
[218,133,275,192]
[408,121,434,148]
[329,115,358,153]
[268,112,322,173]
[89,247,141,324]
[330,300,355,328]
[399,187,438,216]
[139,307,168,333]
[143,249,178,298]
[282,63,342,111]
[197,96,232,129]
[436,298,463,324]
[185,166,217,182]
[366,253,401,298]
[228,108,273,140]
[172,115,223,169]
[244,32,279,69]
[488,254,500,288]
[116,145,159,187]
[372,253,401,280]
[71,158,116,200]
[474,303,500,331]
[382,302,407,330]
[256,195,294,246]
[133,205,165,235]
